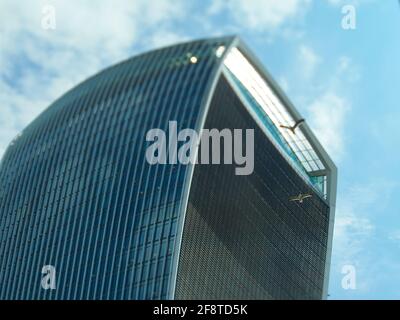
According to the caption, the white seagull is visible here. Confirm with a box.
[290,193,313,203]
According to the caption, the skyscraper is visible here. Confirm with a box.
[0,36,337,300]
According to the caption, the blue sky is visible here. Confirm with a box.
[1,0,399,299]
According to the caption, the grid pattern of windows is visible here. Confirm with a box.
[175,75,330,300]
[0,37,234,299]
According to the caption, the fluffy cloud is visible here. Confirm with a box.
[208,0,312,31]
[292,48,356,162]
[307,92,349,160]
[330,180,399,296]
[298,45,321,79]
[333,197,375,262]
[304,54,359,162]
[330,184,376,294]
[0,0,187,159]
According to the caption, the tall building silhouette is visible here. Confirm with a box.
[0,36,337,300]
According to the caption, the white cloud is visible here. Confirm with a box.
[147,30,189,50]
[207,0,226,15]
[0,0,187,159]
[332,222,373,295]
[208,0,311,31]
[334,211,374,261]
[330,184,376,293]
[307,92,349,160]
[298,45,321,79]
[289,51,358,162]
[332,183,381,264]
[330,180,398,295]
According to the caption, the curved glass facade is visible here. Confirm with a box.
[0,36,336,300]
[0,37,235,299]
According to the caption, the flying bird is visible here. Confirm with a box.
[280,119,305,134]
[290,193,312,203]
